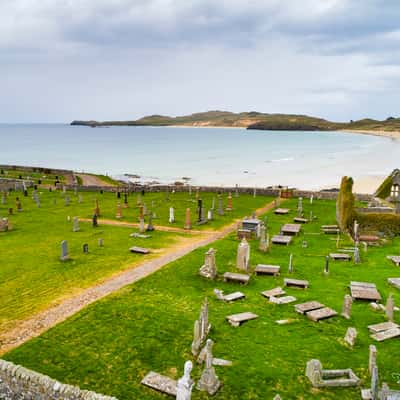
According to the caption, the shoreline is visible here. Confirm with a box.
[338,128,400,140]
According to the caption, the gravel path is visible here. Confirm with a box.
[76,174,115,187]
[0,199,277,355]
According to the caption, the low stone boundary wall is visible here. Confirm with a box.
[0,359,118,400]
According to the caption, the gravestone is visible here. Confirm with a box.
[237,238,250,272]
[116,203,122,219]
[310,194,314,204]
[197,339,221,395]
[184,208,192,230]
[92,214,98,227]
[65,195,70,206]
[259,222,268,252]
[288,253,293,273]
[211,197,215,210]
[199,248,217,280]
[253,187,257,197]
[0,218,9,232]
[8,207,13,215]
[146,214,155,231]
[98,238,103,247]
[94,199,100,216]
[341,294,353,319]
[73,217,80,232]
[235,184,239,197]
[207,209,213,221]
[354,246,361,264]
[124,193,128,207]
[197,199,203,223]
[16,199,22,212]
[139,205,144,221]
[386,294,394,321]
[371,366,379,400]
[117,191,121,199]
[369,345,377,376]
[217,196,224,216]
[344,327,357,346]
[60,240,69,261]
[83,243,89,254]
[324,256,329,275]
[226,312,258,327]
[139,218,145,233]
[191,299,210,356]
[176,361,194,400]
[226,192,233,211]
[297,197,303,216]
[169,207,175,223]
[143,203,147,216]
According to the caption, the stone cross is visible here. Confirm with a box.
[217,196,224,216]
[344,327,357,347]
[184,208,192,230]
[369,345,377,376]
[324,255,329,274]
[169,207,175,223]
[226,192,233,211]
[259,222,267,252]
[237,238,250,272]
[73,217,80,232]
[176,361,194,400]
[197,339,220,395]
[341,294,352,319]
[60,240,69,261]
[386,293,394,321]
[116,203,122,219]
[288,253,293,273]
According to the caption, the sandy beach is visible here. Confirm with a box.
[339,129,400,139]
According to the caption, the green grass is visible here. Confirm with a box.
[0,189,269,331]
[0,168,66,185]
[5,198,400,399]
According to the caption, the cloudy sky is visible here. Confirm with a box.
[1,0,400,123]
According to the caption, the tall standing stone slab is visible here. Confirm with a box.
[199,248,217,280]
[116,203,122,219]
[217,196,224,216]
[226,192,233,211]
[73,217,80,232]
[386,293,394,321]
[94,199,100,216]
[60,240,69,261]
[184,208,192,230]
[169,207,175,223]
[259,222,268,252]
[341,294,353,319]
[369,345,377,376]
[237,238,250,272]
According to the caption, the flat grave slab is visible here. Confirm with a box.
[284,278,309,289]
[295,301,325,314]
[129,246,151,254]
[388,277,400,289]
[141,371,177,397]
[269,295,297,305]
[368,321,399,333]
[281,223,302,236]
[274,208,289,215]
[359,235,380,243]
[271,235,292,245]
[130,233,151,239]
[350,282,381,301]
[261,287,286,298]
[371,327,400,342]
[306,307,338,322]
[321,225,340,234]
[294,217,308,223]
[322,225,339,229]
[223,291,246,302]
[226,312,259,327]
[223,272,250,285]
[387,255,400,266]
[254,264,280,276]
[330,253,352,261]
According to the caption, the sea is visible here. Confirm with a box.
[1,124,398,190]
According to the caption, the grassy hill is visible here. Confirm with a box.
[71,111,400,132]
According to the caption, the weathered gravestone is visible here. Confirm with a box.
[92,214,98,227]
[83,243,89,254]
[176,360,194,400]
[73,217,80,232]
[60,240,69,261]
[197,339,221,395]
[199,248,217,280]
[184,208,192,230]
[236,238,250,272]
[344,327,358,347]
[341,294,353,319]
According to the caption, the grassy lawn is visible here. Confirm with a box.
[5,198,400,399]
[0,168,66,185]
[0,189,270,332]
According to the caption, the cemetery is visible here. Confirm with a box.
[0,175,400,399]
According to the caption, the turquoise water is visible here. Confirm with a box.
[0,124,398,189]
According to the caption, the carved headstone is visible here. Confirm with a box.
[386,293,394,321]
[146,214,155,231]
[197,339,221,395]
[184,208,192,230]
[341,294,353,319]
[344,327,357,347]
[259,222,268,252]
[169,207,175,223]
[199,248,217,280]
[217,196,224,216]
[354,246,361,264]
[237,238,250,272]
[60,240,69,261]
[73,217,80,232]
[139,218,146,233]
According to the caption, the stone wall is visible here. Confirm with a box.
[0,359,118,400]
[0,164,73,175]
